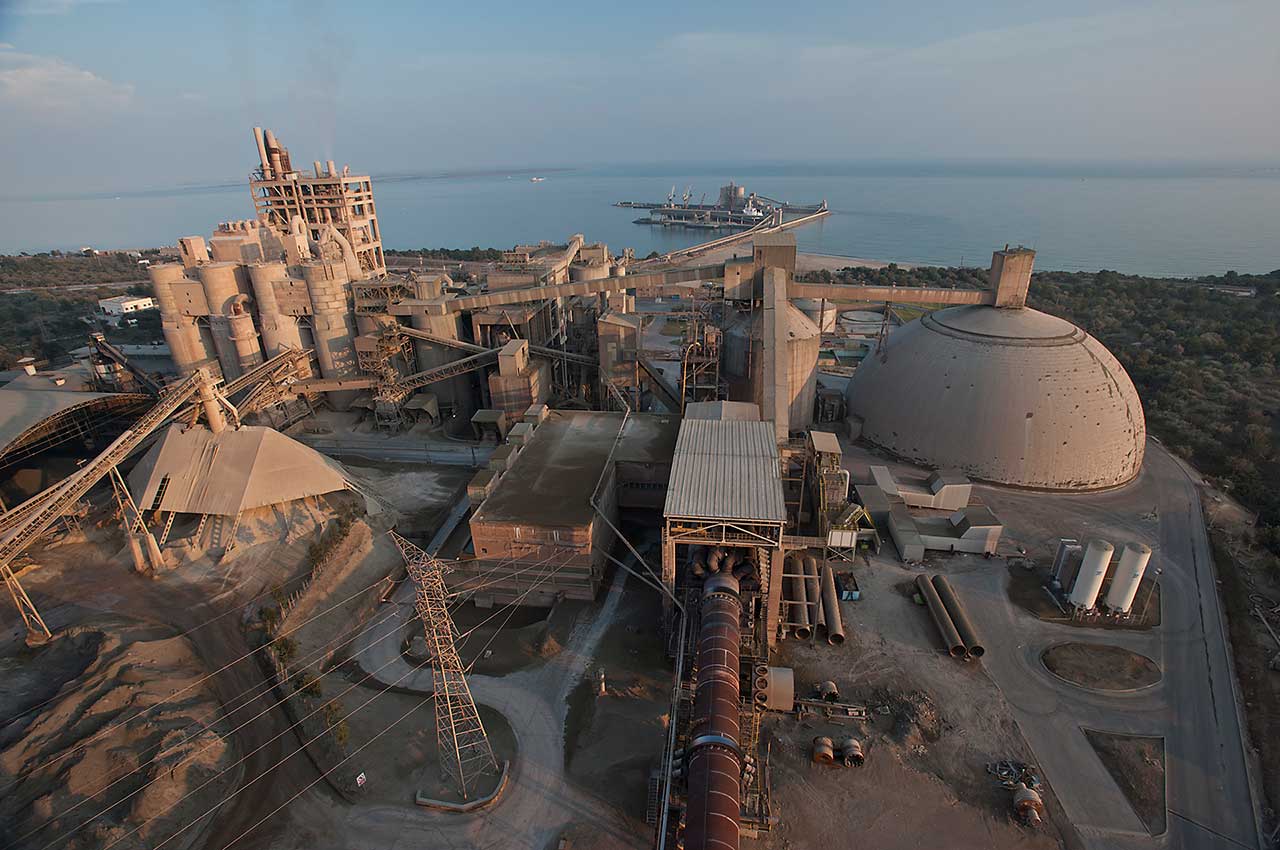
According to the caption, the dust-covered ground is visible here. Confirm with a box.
[761,553,1066,850]
[0,618,237,850]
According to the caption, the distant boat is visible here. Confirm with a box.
[530,177,545,183]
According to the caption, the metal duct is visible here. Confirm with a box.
[785,565,811,640]
[916,574,964,657]
[931,575,984,658]
[803,554,824,634]
[685,573,742,850]
[820,563,845,646]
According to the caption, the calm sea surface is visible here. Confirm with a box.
[3,164,1277,277]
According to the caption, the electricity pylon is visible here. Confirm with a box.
[390,531,498,798]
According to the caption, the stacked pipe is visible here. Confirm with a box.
[685,573,742,850]
[916,574,965,658]
[916,575,984,659]
[783,554,811,639]
[932,576,984,658]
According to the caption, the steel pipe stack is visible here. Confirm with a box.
[685,573,742,850]
[932,575,984,658]
[916,574,964,657]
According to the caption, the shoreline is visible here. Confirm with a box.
[689,243,918,272]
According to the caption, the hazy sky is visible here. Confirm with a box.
[2,0,1277,197]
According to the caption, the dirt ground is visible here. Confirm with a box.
[336,691,516,806]
[561,581,671,850]
[1041,643,1161,691]
[765,554,1067,850]
[0,617,237,850]
[1082,730,1166,835]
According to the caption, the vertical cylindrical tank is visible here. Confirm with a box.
[1069,538,1114,610]
[248,262,303,355]
[303,259,359,409]
[410,276,474,424]
[227,295,264,373]
[1104,543,1152,614]
[793,298,839,333]
[149,263,218,377]
[685,573,741,850]
[198,262,248,380]
[724,306,819,434]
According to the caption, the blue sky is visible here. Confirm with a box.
[1,0,1277,196]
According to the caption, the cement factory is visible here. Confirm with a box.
[0,128,1264,850]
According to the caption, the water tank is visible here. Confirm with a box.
[1069,539,1113,609]
[1104,542,1152,613]
[793,298,838,333]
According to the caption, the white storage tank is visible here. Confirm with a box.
[1104,542,1152,614]
[1068,538,1113,609]
[793,298,839,333]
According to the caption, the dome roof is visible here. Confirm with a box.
[845,305,1145,489]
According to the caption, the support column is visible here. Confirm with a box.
[661,527,676,620]
[762,266,790,443]
[766,547,784,649]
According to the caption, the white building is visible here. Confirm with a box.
[98,294,156,318]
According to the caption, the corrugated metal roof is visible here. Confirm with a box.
[663,419,785,522]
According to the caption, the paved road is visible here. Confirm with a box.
[315,501,639,849]
[956,443,1258,849]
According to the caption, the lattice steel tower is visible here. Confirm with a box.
[390,531,498,798]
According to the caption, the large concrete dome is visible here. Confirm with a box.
[845,305,1145,490]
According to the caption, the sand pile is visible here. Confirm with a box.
[0,621,236,850]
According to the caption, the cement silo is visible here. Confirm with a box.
[248,262,305,355]
[569,261,611,282]
[1104,543,1152,614]
[302,259,359,409]
[148,263,219,377]
[722,304,819,434]
[198,262,262,380]
[793,298,839,333]
[1068,538,1114,610]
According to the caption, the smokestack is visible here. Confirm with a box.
[326,159,337,177]
[253,127,271,177]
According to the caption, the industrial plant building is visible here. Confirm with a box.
[0,125,1165,850]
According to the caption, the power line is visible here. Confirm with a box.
[10,604,401,850]
[0,571,397,795]
[21,605,407,850]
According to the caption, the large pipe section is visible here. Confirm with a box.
[1105,543,1152,614]
[820,563,845,646]
[685,572,742,850]
[802,555,824,634]
[916,574,963,657]
[1069,538,1114,610]
[784,555,810,639]
[931,575,984,658]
